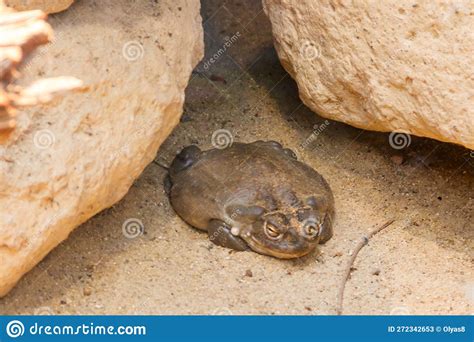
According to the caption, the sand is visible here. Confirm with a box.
[0,0,472,315]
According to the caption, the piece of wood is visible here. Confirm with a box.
[336,219,395,315]
[0,6,82,134]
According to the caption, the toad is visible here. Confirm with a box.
[167,141,335,259]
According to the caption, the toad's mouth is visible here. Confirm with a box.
[245,235,316,259]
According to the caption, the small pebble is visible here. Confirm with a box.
[244,269,253,277]
[83,287,92,296]
[210,74,227,84]
[391,155,404,165]
[180,113,192,122]
[372,269,381,276]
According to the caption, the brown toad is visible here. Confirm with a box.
[167,141,335,259]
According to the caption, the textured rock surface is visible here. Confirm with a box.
[4,0,74,13]
[0,0,203,296]
[263,0,474,149]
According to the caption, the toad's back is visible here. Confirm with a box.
[169,141,333,229]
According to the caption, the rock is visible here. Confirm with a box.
[0,0,203,297]
[4,0,74,14]
[263,0,474,149]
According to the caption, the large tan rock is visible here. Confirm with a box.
[4,0,73,14]
[263,0,474,149]
[0,0,203,296]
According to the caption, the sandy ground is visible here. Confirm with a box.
[1,0,473,315]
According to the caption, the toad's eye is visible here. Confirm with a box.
[264,222,284,240]
[303,219,321,239]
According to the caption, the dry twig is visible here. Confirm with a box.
[336,219,395,315]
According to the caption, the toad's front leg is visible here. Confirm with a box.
[207,219,248,251]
